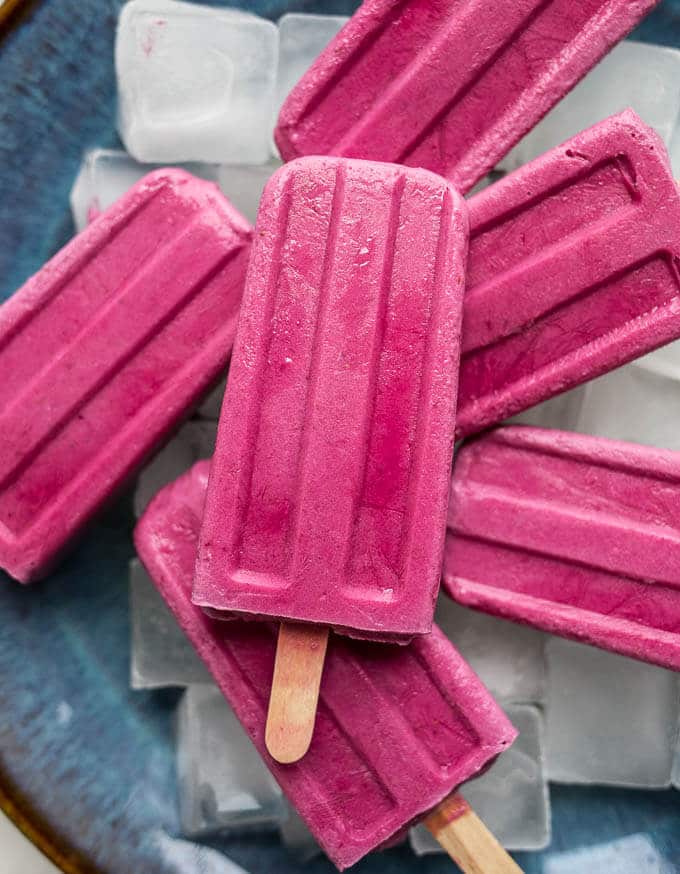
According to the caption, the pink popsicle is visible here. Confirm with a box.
[444,425,680,671]
[193,156,468,642]
[457,110,680,437]
[135,461,518,871]
[0,169,251,583]
[275,0,659,193]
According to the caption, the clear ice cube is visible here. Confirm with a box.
[116,0,278,164]
[435,596,546,704]
[574,355,680,451]
[279,808,321,862]
[545,638,677,787]
[176,685,285,836]
[276,14,349,112]
[134,420,217,518]
[129,559,210,689]
[499,41,680,173]
[410,704,550,852]
[69,148,276,233]
[544,834,673,874]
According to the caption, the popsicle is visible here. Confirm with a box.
[136,461,520,872]
[457,110,680,437]
[192,155,468,759]
[274,0,660,194]
[443,425,680,671]
[0,169,251,583]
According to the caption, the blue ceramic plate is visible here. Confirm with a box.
[1,1,680,872]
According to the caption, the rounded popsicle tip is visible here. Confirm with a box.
[265,623,329,764]
[265,717,314,765]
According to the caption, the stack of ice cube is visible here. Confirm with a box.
[176,686,321,857]
[129,546,321,853]
[73,2,350,236]
[114,0,348,168]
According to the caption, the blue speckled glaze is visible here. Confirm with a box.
[0,1,679,872]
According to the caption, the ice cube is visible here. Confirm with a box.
[279,808,321,862]
[69,149,219,232]
[673,678,680,790]
[673,708,680,789]
[69,149,276,233]
[509,387,585,430]
[410,704,550,853]
[217,161,280,225]
[276,14,349,112]
[435,596,546,704]
[151,831,251,874]
[574,357,680,451]
[635,338,680,383]
[134,420,217,517]
[544,834,672,874]
[130,559,210,689]
[545,638,676,787]
[116,0,278,164]
[176,685,285,836]
[499,41,680,173]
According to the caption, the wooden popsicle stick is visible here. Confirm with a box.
[425,793,524,874]
[265,622,329,764]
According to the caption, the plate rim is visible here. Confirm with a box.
[0,757,98,874]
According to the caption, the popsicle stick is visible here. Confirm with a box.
[265,622,329,764]
[425,793,523,874]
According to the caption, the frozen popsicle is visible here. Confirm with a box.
[457,110,680,437]
[274,0,660,193]
[136,461,520,872]
[0,169,251,583]
[192,155,467,760]
[444,425,680,671]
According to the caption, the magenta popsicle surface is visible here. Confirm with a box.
[136,461,517,871]
[457,110,680,437]
[193,157,468,641]
[0,170,251,582]
[444,426,680,671]
[275,0,660,193]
